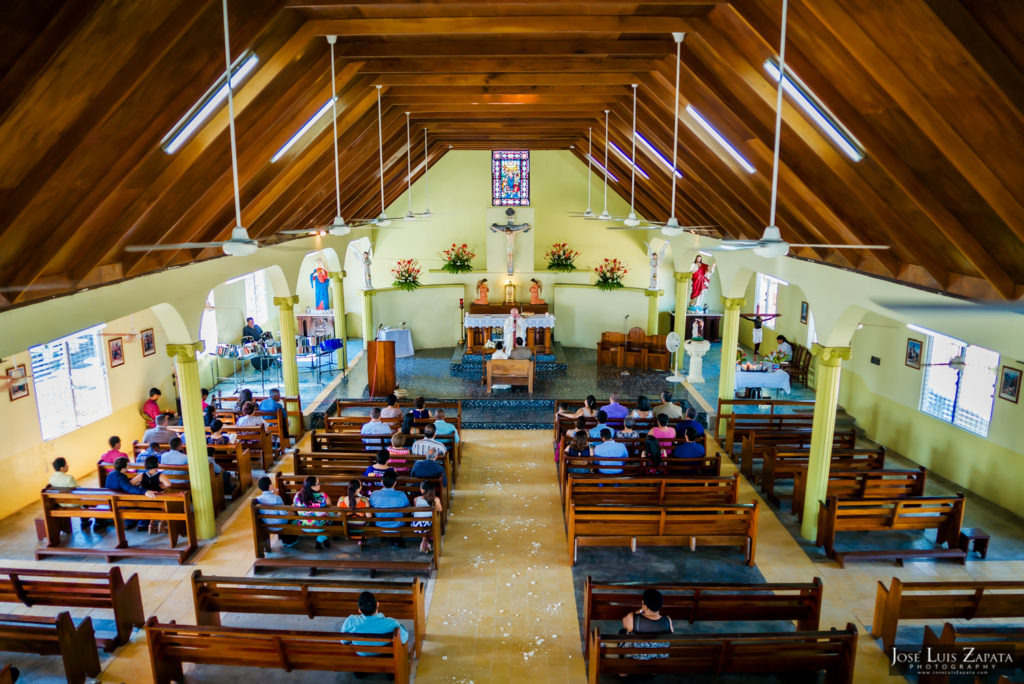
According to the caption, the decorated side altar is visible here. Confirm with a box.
[464,311,555,354]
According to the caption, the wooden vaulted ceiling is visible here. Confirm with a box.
[1,0,1022,310]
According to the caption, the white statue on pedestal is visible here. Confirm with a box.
[348,243,374,290]
[644,241,668,291]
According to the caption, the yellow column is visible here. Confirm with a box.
[673,272,691,375]
[800,345,851,541]
[274,295,300,435]
[362,289,375,345]
[716,297,745,434]
[644,289,662,335]
[329,270,348,370]
[166,342,216,539]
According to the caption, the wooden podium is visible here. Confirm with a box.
[367,340,396,396]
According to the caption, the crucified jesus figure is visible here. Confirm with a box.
[490,207,531,275]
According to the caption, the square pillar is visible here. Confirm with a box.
[274,295,301,435]
[329,270,348,369]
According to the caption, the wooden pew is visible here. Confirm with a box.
[553,414,659,445]
[714,398,816,447]
[740,428,857,478]
[37,488,197,564]
[720,412,816,454]
[920,622,1024,684]
[587,623,858,684]
[325,415,460,434]
[558,452,721,501]
[251,501,440,575]
[486,358,534,392]
[98,459,226,513]
[583,577,824,657]
[0,612,101,684]
[191,570,426,657]
[273,472,449,531]
[216,392,304,438]
[293,450,455,490]
[567,501,758,567]
[564,475,739,520]
[0,566,143,651]
[145,618,409,684]
[792,467,927,520]
[873,578,1024,652]
[761,447,886,504]
[334,398,462,421]
[132,440,254,494]
[311,429,460,468]
[213,407,288,446]
[817,494,967,567]
[0,665,13,684]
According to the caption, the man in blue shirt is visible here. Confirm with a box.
[410,449,447,487]
[369,470,410,547]
[587,410,611,441]
[258,388,285,415]
[675,407,705,438]
[341,591,409,657]
[432,408,460,444]
[104,456,156,530]
[600,393,629,421]
[256,476,297,547]
[672,427,706,459]
[594,429,629,475]
[361,408,394,450]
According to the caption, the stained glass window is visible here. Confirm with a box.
[492,150,530,206]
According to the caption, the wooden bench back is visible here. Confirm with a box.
[740,428,857,476]
[817,494,965,557]
[293,450,454,489]
[721,413,816,452]
[97,459,226,513]
[793,467,926,519]
[487,358,531,375]
[558,451,721,499]
[334,398,461,419]
[0,611,101,683]
[761,447,886,499]
[565,475,739,519]
[324,415,461,433]
[587,623,857,684]
[872,578,1024,652]
[145,618,409,684]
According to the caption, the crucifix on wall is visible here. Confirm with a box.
[489,207,531,276]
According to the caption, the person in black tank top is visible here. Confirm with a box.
[621,588,673,661]
[131,456,170,535]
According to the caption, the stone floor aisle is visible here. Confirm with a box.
[414,429,587,683]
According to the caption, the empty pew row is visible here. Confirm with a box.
[718,411,816,453]
[760,447,886,504]
[564,475,739,520]
[190,570,426,657]
[740,428,857,479]
[0,612,101,684]
[567,502,759,567]
[920,623,1024,684]
[792,467,927,520]
[817,494,967,567]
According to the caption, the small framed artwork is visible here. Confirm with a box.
[141,328,156,357]
[7,365,29,401]
[800,301,808,324]
[905,338,923,370]
[108,337,124,368]
[999,366,1021,404]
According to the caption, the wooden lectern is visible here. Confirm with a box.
[367,340,396,396]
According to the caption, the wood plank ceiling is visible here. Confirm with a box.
[0,0,1022,309]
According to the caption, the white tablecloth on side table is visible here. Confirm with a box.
[735,369,791,394]
[379,328,415,358]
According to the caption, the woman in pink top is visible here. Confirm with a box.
[648,414,676,449]
[386,432,411,474]
[100,436,128,464]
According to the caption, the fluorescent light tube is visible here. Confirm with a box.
[685,105,756,174]
[634,132,683,179]
[271,97,336,163]
[163,54,259,154]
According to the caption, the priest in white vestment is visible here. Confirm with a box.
[502,309,527,350]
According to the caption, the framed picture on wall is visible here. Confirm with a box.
[905,338,923,369]
[800,301,808,324]
[108,337,124,368]
[6,365,29,401]
[141,328,156,356]
[999,366,1021,404]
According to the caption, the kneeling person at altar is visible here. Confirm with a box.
[509,338,532,360]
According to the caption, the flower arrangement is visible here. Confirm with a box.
[391,258,421,291]
[440,243,476,274]
[765,348,788,365]
[594,258,628,291]
[736,348,750,365]
[545,242,579,272]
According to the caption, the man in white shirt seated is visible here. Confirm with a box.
[360,407,393,449]
[490,341,509,360]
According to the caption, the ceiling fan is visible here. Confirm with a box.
[925,353,967,373]
[127,0,262,258]
[704,2,889,257]
[399,112,434,222]
[419,127,433,218]
[351,86,403,228]
[280,35,353,238]
[568,109,614,220]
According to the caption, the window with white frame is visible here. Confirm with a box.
[754,274,783,329]
[919,331,999,437]
[243,271,268,325]
[200,291,218,352]
[30,325,112,441]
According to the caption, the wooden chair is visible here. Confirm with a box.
[0,566,144,651]
[145,618,410,684]
[622,326,647,368]
[644,334,671,370]
[789,343,812,387]
[0,611,101,684]
[596,332,624,367]
[486,358,534,393]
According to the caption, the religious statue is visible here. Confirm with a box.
[503,307,527,350]
[645,241,668,291]
[688,255,716,311]
[310,257,330,310]
[474,278,489,305]
[691,318,704,340]
[361,251,373,290]
[529,278,544,305]
[490,207,531,276]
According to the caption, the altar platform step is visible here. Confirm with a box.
[460,398,555,430]
[449,343,568,378]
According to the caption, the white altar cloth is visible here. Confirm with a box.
[735,368,791,394]
[463,313,556,328]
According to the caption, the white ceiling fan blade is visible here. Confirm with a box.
[278,229,322,235]
[874,299,1024,315]
[125,242,225,252]
[789,243,891,249]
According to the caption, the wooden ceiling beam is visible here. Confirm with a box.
[306,16,697,36]
[339,39,676,59]
[291,1,722,7]
[373,72,644,87]
[357,57,662,73]
[384,85,634,97]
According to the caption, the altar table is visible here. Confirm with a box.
[378,327,415,358]
[735,368,791,396]
[464,313,555,354]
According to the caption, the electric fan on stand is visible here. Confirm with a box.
[665,332,685,383]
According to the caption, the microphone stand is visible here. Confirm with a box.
[621,314,630,376]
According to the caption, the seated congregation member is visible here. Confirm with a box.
[410,448,446,486]
[133,456,171,534]
[208,420,232,445]
[338,479,369,547]
[565,432,593,475]
[587,410,611,441]
[160,437,188,466]
[369,469,409,546]
[652,390,683,420]
[640,434,666,475]
[575,395,598,418]
[565,415,588,441]
[142,413,177,446]
[432,408,460,444]
[387,433,411,474]
[294,476,332,550]
[490,341,509,360]
[49,457,78,489]
[361,408,393,449]
[508,337,532,360]
[100,435,128,464]
[258,387,285,414]
[675,407,705,438]
[381,394,402,420]
[364,449,392,478]
[340,591,409,657]
[412,480,442,554]
[256,476,298,548]
[600,393,629,421]
[671,427,705,460]
[621,589,673,660]
[135,442,163,465]
[142,387,164,429]
[400,412,419,438]
[594,429,628,475]
[411,396,431,419]
[776,334,794,361]
[106,457,157,499]
[203,404,217,427]
[631,395,653,420]
[410,423,447,460]
[234,388,253,413]
[556,402,575,419]
[242,317,263,342]
[616,416,640,440]
[235,401,265,428]
[648,414,676,448]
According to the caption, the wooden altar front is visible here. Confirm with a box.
[468,302,548,314]
[464,308,553,355]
